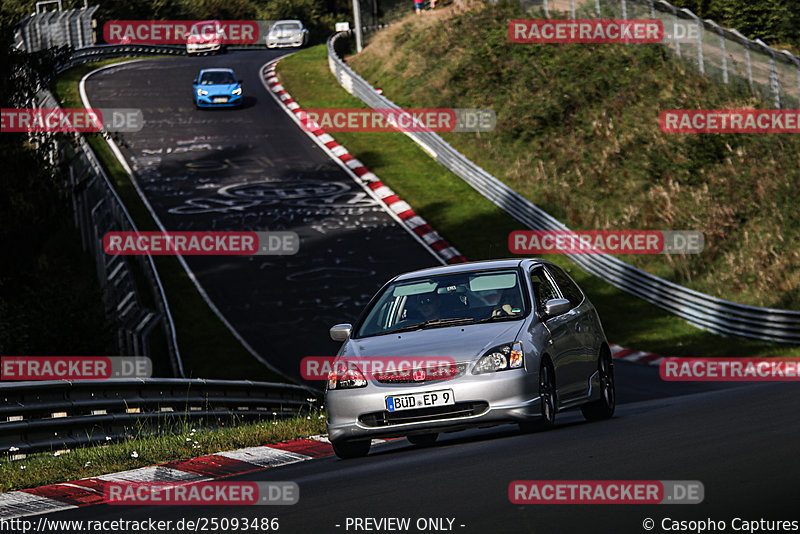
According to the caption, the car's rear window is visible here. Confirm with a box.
[356,268,529,338]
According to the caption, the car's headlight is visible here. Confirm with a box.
[327,365,367,390]
[472,341,524,374]
[197,89,208,96]
[232,87,242,95]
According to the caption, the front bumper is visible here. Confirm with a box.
[326,368,541,443]
[266,38,304,48]
[187,42,222,54]
[195,94,242,107]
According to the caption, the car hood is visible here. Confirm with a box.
[187,33,221,44]
[341,321,525,362]
[197,83,239,95]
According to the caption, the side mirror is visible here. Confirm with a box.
[239,80,243,86]
[329,323,352,342]
[542,298,571,320]
[192,78,198,84]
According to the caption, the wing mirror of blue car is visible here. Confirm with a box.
[541,298,571,320]
[330,323,352,342]
[192,79,198,84]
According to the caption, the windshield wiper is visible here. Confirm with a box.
[477,314,523,323]
[384,317,475,334]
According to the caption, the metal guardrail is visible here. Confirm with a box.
[55,43,188,74]
[327,30,800,344]
[34,89,184,375]
[0,379,316,456]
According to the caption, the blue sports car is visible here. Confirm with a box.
[192,68,242,108]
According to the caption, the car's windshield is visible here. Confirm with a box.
[273,23,300,32]
[356,268,529,337]
[200,72,236,85]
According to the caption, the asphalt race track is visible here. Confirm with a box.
[83,50,439,382]
[72,51,800,533]
[41,361,800,533]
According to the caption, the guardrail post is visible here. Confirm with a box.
[672,7,681,58]
[759,43,781,108]
[715,23,728,84]
[796,60,800,106]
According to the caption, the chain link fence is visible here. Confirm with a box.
[14,5,98,53]
[516,0,800,108]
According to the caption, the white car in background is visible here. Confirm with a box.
[186,20,226,54]
[266,20,309,48]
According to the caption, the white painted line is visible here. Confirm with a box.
[0,491,77,520]
[98,465,206,482]
[216,446,310,467]
[78,60,295,382]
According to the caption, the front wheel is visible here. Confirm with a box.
[332,439,371,459]
[581,348,615,421]
[519,359,556,433]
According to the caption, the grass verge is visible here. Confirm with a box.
[0,411,326,493]
[349,3,800,310]
[53,59,284,381]
[277,44,800,358]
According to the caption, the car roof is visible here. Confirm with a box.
[274,20,302,25]
[392,258,555,282]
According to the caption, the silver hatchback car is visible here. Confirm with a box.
[325,259,615,459]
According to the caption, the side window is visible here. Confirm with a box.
[529,267,560,313]
[546,265,584,308]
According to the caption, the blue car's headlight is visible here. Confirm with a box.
[472,341,524,374]
[197,88,208,96]
[232,87,242,95]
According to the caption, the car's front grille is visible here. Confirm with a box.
[373,362,468,384]
[358,401,489,427]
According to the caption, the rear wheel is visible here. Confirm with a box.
[581,348,615,421]
[407,433,438,446]
[519,359,556,433]
[332,439,371,459]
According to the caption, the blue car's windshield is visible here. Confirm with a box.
[200,72,236,85]
[356,268,529,338]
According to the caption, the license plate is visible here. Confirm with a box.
[213,97,227,103]
[386,390,454,412]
